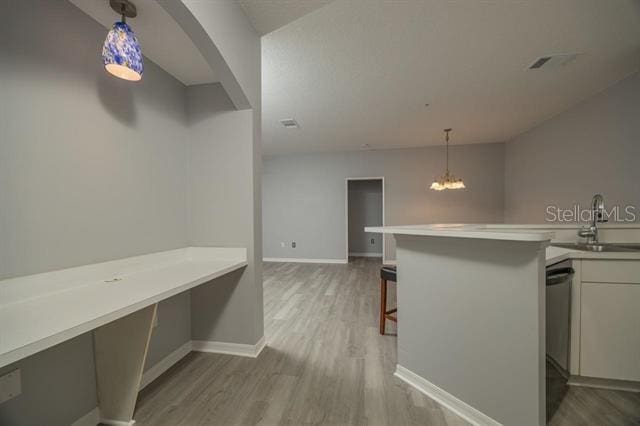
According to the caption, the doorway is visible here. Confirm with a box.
[346,177,385,263]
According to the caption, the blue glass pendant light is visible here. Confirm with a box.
[102,0,143,81]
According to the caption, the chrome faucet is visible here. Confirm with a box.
[578,194,607,244]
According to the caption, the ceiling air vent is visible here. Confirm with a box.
[528,53,579,70]
[280,118,299,129]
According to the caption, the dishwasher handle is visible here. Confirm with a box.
[546,267,575,286]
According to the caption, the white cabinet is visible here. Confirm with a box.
[582,260,640,284]
[578,260,640,382]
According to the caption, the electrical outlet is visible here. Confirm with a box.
[0,369,21,404]
[291,241,296,248]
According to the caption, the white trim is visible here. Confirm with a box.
[140,341,192,390]
[263,258,347,264]
[71,407,100,426]
[346,177,386,264]
[567,375,640,392]
[394,365,501,426]
[348,252,383,258]
[254,335,267,356]
[192,335,266,358]
[99,419,135,426]
[545,355,569,380]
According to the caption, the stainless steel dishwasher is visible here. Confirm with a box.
[546,261,575,373]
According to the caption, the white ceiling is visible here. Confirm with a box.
[239,0,334,35]
[70,0,216,86]
[262,0,640,155]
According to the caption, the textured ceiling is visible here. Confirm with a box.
[239,0,334,35]
[70,0,216,86]
[262,0,640,155]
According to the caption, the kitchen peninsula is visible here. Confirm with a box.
[366,224,640,426]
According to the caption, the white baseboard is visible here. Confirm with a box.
[349,252,383,258]
[546,355,569,380]
[567,375,640,392]
[71,407,100,426]
[394,365,500,426]
[192,335,266,358]
[263,257,347,264]
[100,419,135,426]
[140,341,192,390]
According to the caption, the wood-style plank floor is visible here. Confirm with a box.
[547,360,640,425]
[134,258,640,425]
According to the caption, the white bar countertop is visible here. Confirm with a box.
[0,247,247,369]
[366,223,640,242]
[366,224,556,241]
[366,224,640,264]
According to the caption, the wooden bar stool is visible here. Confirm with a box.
[379,265,397,335]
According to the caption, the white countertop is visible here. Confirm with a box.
[545,246,640,266]
[367,223,640,243]
[366,224,555,242]
[0,247,247,369]
[365,223,640,263]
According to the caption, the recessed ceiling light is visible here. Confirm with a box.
[280,118,299,129]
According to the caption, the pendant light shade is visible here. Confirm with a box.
[102,0,143,81]
[430,128,466,191]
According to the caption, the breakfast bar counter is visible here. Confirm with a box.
[367,224,551,426]
[367,223,640,425]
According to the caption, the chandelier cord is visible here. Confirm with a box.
[445,129,450,175]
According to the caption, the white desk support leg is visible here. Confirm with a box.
[93,304,157,425]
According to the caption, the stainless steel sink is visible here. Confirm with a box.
[551,242,640,252]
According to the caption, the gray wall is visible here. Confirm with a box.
[0,2,190,425]
[0,1,188,280]
[348,180,383,255]
[264,71,640,259]
[0,335,98,426]
[144,293,192,369]
[187,84,264,345]
[263,143,505,261]
[0,1,261,425]
[505,72,640,223]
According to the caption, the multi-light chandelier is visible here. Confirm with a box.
[430,128,466,191]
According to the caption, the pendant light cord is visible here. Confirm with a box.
[121,3,126,23]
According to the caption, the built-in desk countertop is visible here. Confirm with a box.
[0,247,247,369]
[0,247,247,425]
